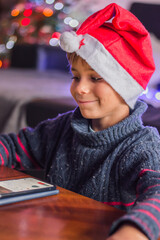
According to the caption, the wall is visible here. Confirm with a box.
[100,0,160,9]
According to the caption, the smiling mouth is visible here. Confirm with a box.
[77,100,98,104]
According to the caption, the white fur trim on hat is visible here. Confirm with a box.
[76,34,144,109]
[60,31,83,53]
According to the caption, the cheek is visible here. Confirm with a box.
[96,86,118,107]
[70,82,75,98]
[95,86,109,101]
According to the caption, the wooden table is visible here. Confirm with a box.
[0,166,124,240]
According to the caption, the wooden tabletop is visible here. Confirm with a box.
[0,166,124,240]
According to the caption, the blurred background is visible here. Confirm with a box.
[0,0,160,134]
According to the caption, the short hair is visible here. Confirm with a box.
[67,52,86,66]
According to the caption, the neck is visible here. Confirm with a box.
[91,105,130,132]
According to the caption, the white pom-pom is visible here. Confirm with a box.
[60,31,83,53]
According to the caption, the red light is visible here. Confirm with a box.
[52,32,61,39]
[23,9,32,17]
[21,18,31,26]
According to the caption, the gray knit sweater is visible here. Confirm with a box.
[0,100,160,240]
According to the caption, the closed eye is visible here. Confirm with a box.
[71,76,103,82]
[71,76,80,82]
[91,77,103,82]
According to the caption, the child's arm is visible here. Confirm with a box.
[0,113,68,170]
[108,130,160,240]
[107,224,149,240]
[109,170,160,240]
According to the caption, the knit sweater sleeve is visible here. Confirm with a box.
[109,128,160,240]
[0,112,72,170]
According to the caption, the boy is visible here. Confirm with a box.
[0,3,160,240]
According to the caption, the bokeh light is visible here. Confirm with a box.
[46,0,55,4]
[21,18,31,26]
[54,2,64,10]
[155,92,160,101]
[11,9,20,17]
[23,9,32,17]
[49,38,59,46]
[43,8,53,17]
[69,19,79,28]
[0,60,2,68]
[64,17,72,25]
[6,40,15,49]
[52,32,61,39]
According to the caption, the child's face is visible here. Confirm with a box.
[70,57,129,130]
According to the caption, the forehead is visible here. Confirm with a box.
[71,57,95,72]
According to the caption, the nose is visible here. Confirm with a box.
[76,78,90,95]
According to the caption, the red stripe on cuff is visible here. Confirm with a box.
[143,184,160,194]
[139,169,159,177]
[133,209,160,230]
[15,153,25,170]
[139,202,160,213]
[103,201,135,207]
[0,153,4,166]
[0,141,9,159]
[137,184,160,197]
[17,136,40,169]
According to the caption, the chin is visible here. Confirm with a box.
[80,109,98,120]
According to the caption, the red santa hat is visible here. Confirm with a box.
[59,3,155,109]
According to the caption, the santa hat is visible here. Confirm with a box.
[59,3,155,109]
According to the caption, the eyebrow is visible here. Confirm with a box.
[71,67,95,72]
[71,68,77,72]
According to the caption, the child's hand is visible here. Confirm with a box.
[106,224,149,240]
